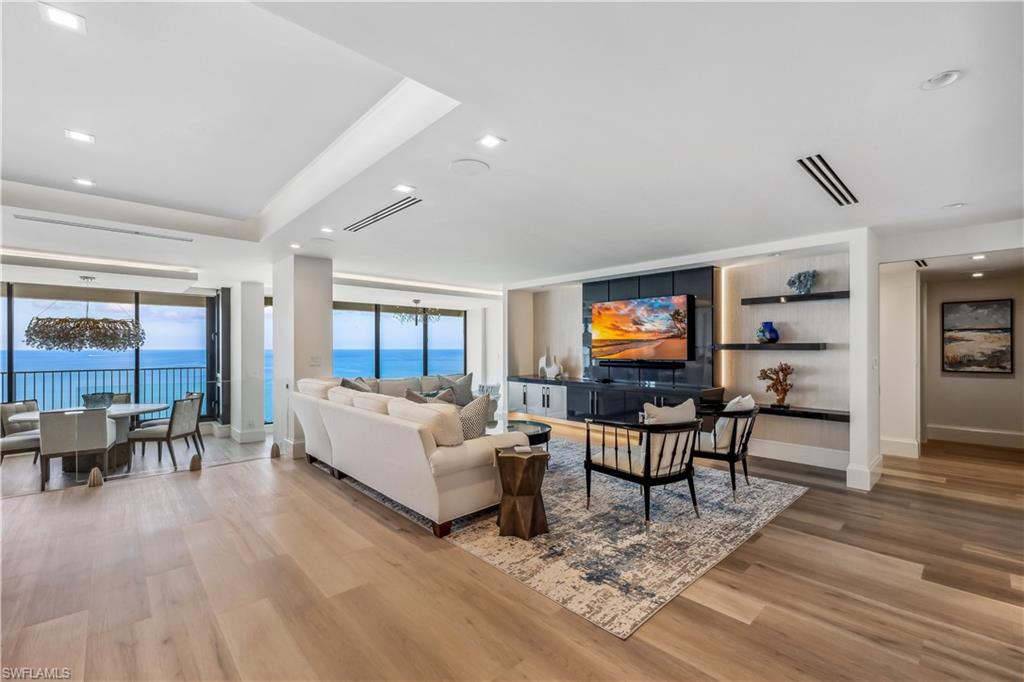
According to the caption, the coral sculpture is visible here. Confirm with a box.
[757,362,794,406]
[786,270,818,296]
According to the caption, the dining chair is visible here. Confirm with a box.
[137,392,204,453]
[1,400,40,464]
[111,393,131,404]
[38,408,116,491]
[127,396,200,469]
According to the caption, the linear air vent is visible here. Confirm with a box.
[915,259,929,268]
[13,214,195,242]
[797,154,859,207]
[343,196,421,233]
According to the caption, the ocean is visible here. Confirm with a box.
[1,348,465,423]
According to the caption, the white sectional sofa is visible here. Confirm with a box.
[292,376,527,537]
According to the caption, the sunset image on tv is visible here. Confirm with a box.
[591,295,689,360]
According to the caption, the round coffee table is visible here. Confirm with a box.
[493,420,552,450]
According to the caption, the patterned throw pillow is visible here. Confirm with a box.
[405,387,455,404]
[459,395,491,440]
[439,373,474,407]
[341,377,373,392]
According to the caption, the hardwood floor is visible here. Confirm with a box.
[1,430,1021,681]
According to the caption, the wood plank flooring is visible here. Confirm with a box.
[2,431,1021,681]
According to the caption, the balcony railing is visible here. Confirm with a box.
[1,366,210,419]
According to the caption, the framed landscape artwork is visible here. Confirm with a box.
[941,299,1014,374]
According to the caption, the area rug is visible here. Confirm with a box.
[339,437,806,638]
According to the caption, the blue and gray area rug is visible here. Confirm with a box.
[341,437,806,638]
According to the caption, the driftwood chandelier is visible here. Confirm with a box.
[22,276,147,352]
[394,299,443,326]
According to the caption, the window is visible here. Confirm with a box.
[427,310,466,375]
[264,302,273,423]
[332,303,375,378]
[139,293,208,418]
[377,305,424,378]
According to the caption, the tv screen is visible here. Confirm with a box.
[591,295,690,360]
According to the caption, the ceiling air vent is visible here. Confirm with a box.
[797,154,859,207]
[13,214,194,242]
[343,196,421,233]
[915,259,929,268]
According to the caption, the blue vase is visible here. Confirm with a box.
[755,321,780,344]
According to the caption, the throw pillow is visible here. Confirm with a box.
[439,372,474,407]
[459,394,491,440]
[404,388,455,404]
[643,399,696,424]
[714,394,756,441]
[341,377,373,392]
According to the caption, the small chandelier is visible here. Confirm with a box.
[23,276,147,352]
[394,299,443,326]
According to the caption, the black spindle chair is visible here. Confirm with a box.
[692,407,759,499]
[585,417,702,526]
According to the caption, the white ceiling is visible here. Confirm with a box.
[1,1,401,219]
[883,247,1024,282]
[1,2,1021,291]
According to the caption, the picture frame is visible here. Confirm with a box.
[941,298,1014,374]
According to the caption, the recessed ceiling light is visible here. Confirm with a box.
[289,243,300,249]
[477,134,505,148]
[72,177,95,187]
[972,272,984,278]
[921,70,961,91]
[64,129,94,144]
[38,2,86,34]
[942,202,967,209]
[320,227,335,233]
[392,184,416,194]
[971,254,986,261]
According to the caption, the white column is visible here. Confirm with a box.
[272,255,333,457]
[847,228,882,490]
[230,282,266,443]
[879,267,920,457]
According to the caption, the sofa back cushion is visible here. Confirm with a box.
[351,393,393,414]
[296,378,341,398]
[378,377,424,397]
[388,398,464,447]
[419,375,442,393]
[326,386,357,406]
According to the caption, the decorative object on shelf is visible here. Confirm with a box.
[393,299,443,326]
[786,270,818,296]
[754,321,780,344]
[537,346,563,379]
[757,362,794,407]
[941,299,1014,373]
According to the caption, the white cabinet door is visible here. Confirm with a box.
[525,383,545,416]
[507,381,527,413]
[546,385,567,419]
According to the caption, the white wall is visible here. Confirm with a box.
[229,281,266,443]
[878,266,920,457]
[506,290,534,376]
[922,272,1024,448]
[532,284,584,378]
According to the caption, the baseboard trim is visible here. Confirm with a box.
[881,437,920,458]
[284,438,305,459]
[926,424,1024,450]
[846,454,882,491]
[747,438,849,471]
[231,427,266,444]
[210,422,231,438]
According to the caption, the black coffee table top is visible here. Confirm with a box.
[487,419,552,445]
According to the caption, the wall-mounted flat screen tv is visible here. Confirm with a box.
[591,294,691,360]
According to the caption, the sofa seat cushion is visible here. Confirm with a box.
[351,393,393,414]
[296,378,341,398]
[388,398,464,447]
[378,377,424,397]
[429,432,528,476]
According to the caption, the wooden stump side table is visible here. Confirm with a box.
[495,446,550,540]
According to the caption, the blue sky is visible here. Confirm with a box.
[263,306,464,350]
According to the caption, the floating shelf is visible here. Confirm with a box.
[715,343,827,351]
[741,291,850,305]
[756,403,850,423]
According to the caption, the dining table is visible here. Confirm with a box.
[10,403,169,473]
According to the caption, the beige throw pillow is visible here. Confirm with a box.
[643,399,696,424]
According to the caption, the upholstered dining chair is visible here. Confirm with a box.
[111,393,131,404]
[137,392,204,453]
[693,407,759,498]
[584,415,702,525]
[127,396,200,469]
[38,408,116,491]
[1,400,40,464]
